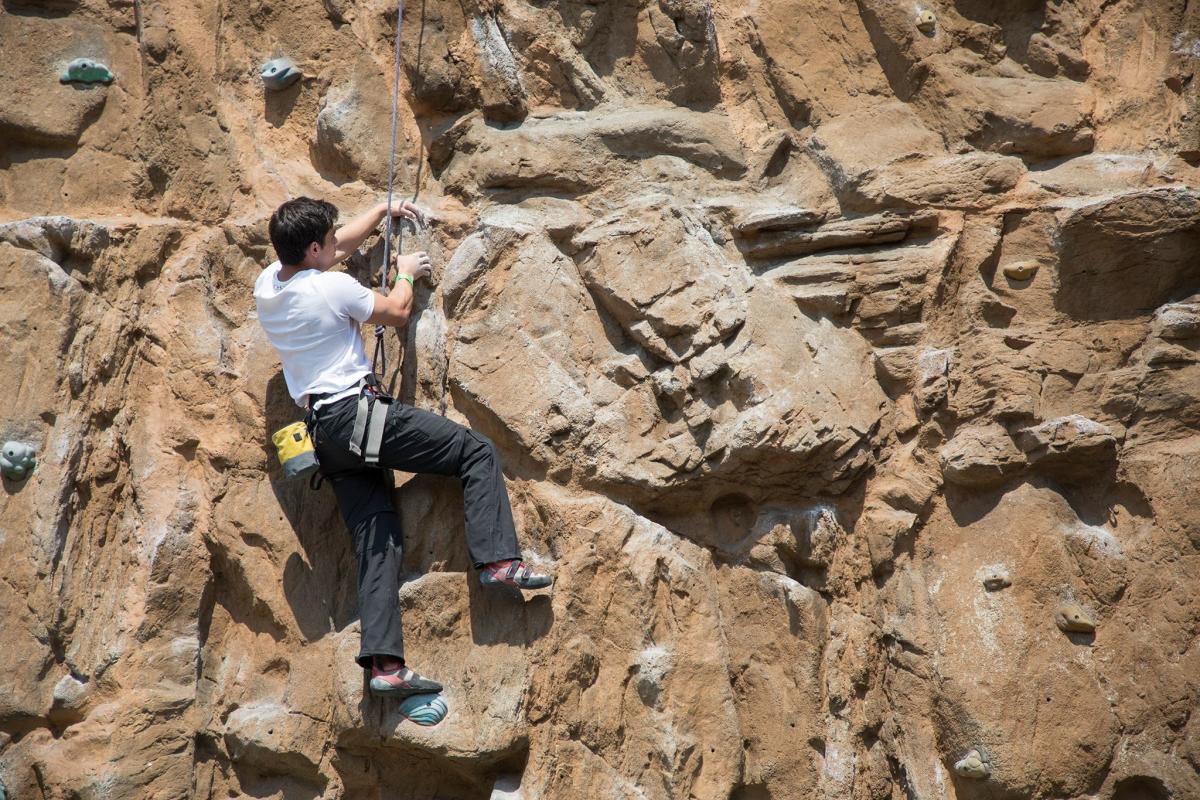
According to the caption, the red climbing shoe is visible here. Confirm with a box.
[369,661,444,699]
[480,559,552,590]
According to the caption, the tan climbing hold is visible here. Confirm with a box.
[954,749,991,779]
[916,9,937,34]
[1055,602,1096,633]
[1002,261,1039,281]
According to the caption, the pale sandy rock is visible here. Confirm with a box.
[808,102,944,196]
[1152,299,1200,340]
[858,152,1026,210]
[0,15,115,147]
[939,423,1024,487]
[435,105,747,197]
[314,58,401,187]
[1027,153,1167,196]
[1015,414,1118,478]
[2,2,1199,798]
[224,702,324,781]
[737,210,937,260]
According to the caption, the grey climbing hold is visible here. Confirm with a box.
[916,9,937,34]
[260,57,301,91]
[982,568,1011,591]
[954,748,991,779]
[1003,261,1039,281]
[1,441,36,481]
[397,693,448,726]
[61,58,115,85]
[1055,601,1096,633]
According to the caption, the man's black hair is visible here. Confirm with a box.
[269,197,338,266]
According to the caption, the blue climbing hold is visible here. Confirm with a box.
[61,58,115,85]
[1,441,36,482]
[260,57,301,91]
[397,693,449,726]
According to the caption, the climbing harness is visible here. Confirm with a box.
[346,375,393,466]
[304,374,393,471]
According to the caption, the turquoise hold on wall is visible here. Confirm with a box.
[260,57,302,91]
[1,441,36,481]
[61,58,115,85]
[397,693,449,726]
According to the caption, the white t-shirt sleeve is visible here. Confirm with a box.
[318,272,376,323]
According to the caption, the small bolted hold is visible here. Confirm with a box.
[982,568,1011,591]
[1055,601,1096,633]
[260,57,302,91]
[954,749,991,779]
[0,441,36,479]
[916,9,937,34]
[1003,261,1040,281]
[60,58,115,85]
[1,441,36,482]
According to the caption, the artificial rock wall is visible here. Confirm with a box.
[1,1,1199,798]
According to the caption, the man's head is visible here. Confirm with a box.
[269,197,338,269]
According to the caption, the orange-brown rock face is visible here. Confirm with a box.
[2,1,1199,798]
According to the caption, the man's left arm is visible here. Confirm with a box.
[333,200,425,263]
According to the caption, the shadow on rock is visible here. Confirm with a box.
[265,371,359,644]
[467,577,553,648]
[264,80,302,128]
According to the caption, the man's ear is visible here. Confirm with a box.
[303,240,321,266]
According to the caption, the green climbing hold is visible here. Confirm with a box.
[260,57,301,91]
[1,441,36,482]
[398,693,448,726]
[61,58,115,85]
[916,9,937,34]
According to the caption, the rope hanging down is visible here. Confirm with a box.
[373,0,406,380]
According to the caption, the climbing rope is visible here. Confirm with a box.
[372,0,406,380]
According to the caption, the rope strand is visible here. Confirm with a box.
[373,0,406,379]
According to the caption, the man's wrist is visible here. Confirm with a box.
[395,273,414,287]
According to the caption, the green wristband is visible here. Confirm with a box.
[395,273,414,287]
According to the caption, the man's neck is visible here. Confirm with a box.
[277,262,307,281]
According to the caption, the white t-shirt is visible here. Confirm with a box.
[253,261,376,408]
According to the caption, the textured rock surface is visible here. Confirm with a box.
[2,1,1200,799]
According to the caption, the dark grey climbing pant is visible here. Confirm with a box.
[309,393,521,669]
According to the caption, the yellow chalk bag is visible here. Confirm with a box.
[272,422,319,479]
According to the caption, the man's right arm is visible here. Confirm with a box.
[365,251,432,328]
[366,283,412,327]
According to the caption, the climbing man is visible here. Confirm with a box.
[254,197,552,699]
